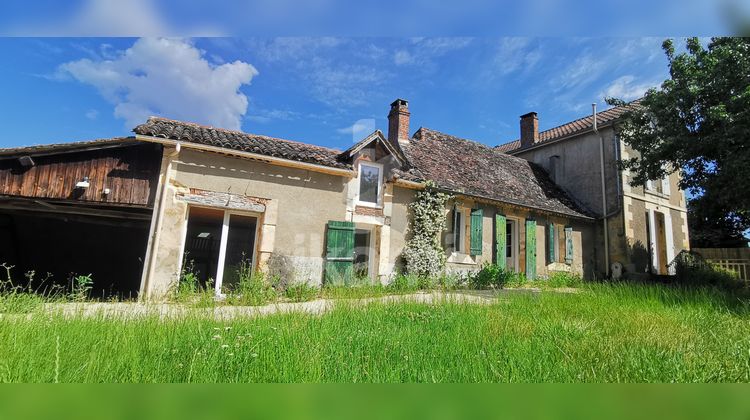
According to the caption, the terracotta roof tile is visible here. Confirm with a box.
[496,101,638,154]
[134,117,351,169]
[397,128,591,219]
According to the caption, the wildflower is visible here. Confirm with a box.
[221,344,229,349]
[212,335,221,340]
[224,326,231,331]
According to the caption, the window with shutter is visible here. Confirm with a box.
[495,214,506,269]
[525,219,536,279]
[469,208,483,256]
[324,220,355,285]
[564,226,573,265]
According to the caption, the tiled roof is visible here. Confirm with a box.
[0,137,135,157]
[134,117,351,170]
[496,101,638,154]
[396,128,592,219]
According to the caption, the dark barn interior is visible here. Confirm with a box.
[0,139,162,299]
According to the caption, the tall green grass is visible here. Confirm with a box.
[0,282,748,382]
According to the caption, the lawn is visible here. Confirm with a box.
[0,282,748,382]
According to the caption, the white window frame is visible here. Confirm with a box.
[355,161,384,208]
[179,205,261,297]
[452,207,466,255]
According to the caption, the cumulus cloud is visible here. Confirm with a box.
[601,75,656,101]
[58,38,258,130]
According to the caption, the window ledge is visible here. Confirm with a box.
[645,190,670,199]
[446,252,476,265]
[354,200,383,209]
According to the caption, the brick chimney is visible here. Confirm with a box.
[520,112,539,148]
[388,98,410,146]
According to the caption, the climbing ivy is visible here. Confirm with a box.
[402,181,451,278]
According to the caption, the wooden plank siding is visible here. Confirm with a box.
[0,143,162,207]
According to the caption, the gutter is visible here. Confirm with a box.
[594,104,611,278]
[135,134,356,178]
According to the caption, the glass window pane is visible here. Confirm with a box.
[221,214,258,291]
[184,207,224,288]
[359,165,380,204]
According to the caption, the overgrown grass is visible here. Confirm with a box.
[0,282,748,382]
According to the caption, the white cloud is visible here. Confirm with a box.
[85,109,99,120]
[337,119,376,143]
[393,37,473,67]
[246,108,300,124]
[393,50,414,66]
[58,38,258,130]
[600,75,656,101]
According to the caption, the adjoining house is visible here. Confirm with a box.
[496,102,690,278]
[0,98,679,300]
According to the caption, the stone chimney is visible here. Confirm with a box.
[520,112,539,148]
[388,98,410,146]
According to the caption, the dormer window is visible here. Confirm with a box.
[357,161,383,207]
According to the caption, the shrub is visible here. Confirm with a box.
[671,250,743,290]
[69,274,93,302]
[225,260,277,306]
[545,271,583,288]
[468,264,527,289]
[284,282,319,302]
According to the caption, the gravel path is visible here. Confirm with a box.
[34,290,543,320]
[28,288,578,320]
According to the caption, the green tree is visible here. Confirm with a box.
[608,37,750,245]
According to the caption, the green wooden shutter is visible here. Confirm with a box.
[525,219,537,279]
[495,214,507,269]
[470,208,483,256]
[548,223,556,263]
[324,220,355,285]
[564,226,573,265]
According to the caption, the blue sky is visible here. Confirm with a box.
[0,37,674,151]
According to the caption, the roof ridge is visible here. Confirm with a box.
[142,116,342,153]
[418,127,525,160]
[496,99,640,152]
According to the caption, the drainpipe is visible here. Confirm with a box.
[593,104,610,278]
[139,143,181,299]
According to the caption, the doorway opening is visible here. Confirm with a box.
[182,206,259,294]
[353,228,374,279]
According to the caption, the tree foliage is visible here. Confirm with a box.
[402,182,451,277]
[608,37,750,243]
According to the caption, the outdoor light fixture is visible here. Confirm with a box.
[197,232,211,238]
[103,187,111,196]
[75,176,90,189]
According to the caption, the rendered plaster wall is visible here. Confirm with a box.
[145,148,350,297]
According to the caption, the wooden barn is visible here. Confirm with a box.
[0,138,163,298]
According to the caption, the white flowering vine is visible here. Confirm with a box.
[402,181,451,277]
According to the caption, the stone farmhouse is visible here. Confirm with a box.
[0,99,688,299]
